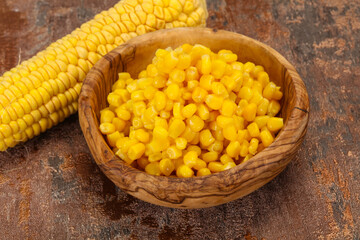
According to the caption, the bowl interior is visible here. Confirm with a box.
[79,27,309,208]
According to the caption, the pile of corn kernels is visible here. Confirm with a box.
[99,44,284,177]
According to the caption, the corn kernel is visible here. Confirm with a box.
[205,94,223,110]
[165,83,180,100]
[176,164,194,178]
[182,103,197,118]
[188,115,204,132]
[127,142,146,160]
[169,68,186,83]
[199,129,215,147]
[267,100,281,117]
[226,141,241,158]
[223,161,236,171]
[168,118,186,138]
[247,122,260,137]
[257,98,269,116]
[220,99,236,117]
[263,82,276,100]
[267,117,284,132]
[183,151,198,168]
[208,162,224,173]
[254,115,270,129]
[243,103,257,122]
[159,158,175,176]
[248,138,259,155]
[175,137,187,150]
[99,122,116,134]
[145,162,161,176]
[192,87,208,103]
[220,154,234,164]
[223,124,238,141]
[202,151,218,162]
[135,129,150,143]
[239,140,249,157]
[197,168,211,176]
[211,59,227,79]
[167,145,183,159]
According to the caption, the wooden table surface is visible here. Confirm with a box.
[0,0,359,239]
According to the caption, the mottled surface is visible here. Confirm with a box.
[0,0,359,239]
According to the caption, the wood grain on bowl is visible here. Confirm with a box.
[78,27,309,208]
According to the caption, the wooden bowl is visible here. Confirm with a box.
[78,28,309,209]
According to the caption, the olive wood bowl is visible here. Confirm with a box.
[78,28,309,209]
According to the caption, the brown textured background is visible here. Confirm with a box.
[0,0,359,239]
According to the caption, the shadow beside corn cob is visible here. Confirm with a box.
[0,0,208,151]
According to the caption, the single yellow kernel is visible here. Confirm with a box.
[247,122,260,137]
[243,103,257,122]
[208,162,224,173]
[223,124,238,141]
[145,162,161,176]
[226,141,241,158]
[154,117,168,129]
[257,98,270,116]
[169,68,186,83]
[165,83,180,100]
[134,129,150,143]
[107,131,121,147]
[211,59,227,79]
[100,122,116,134]
[175,137,187,150]
[131,90,146,101]
[216,115,234,129]
[183,151,198,168]
[180,125,197,142]
[238,86,253,101]
[199,74,214,91]
[254,116,270,129]
[100,109,115,123]
[220,99,236,117]
[220,154,234,164]
[205,94,223,110]
[197,168,211,176]
[115,108,131,121]
[239,139,250,157]
[202,151,219,162]
[188,115,204,132]
[243,153,254,162]
[263,82,277,100]
[200,54,211,75]
[192,87,208,103]
[196,103,210,120]
[199,129,215,147]
[176,164,194,178]
[267,117,284,132]
[223,162,236,171]
[273,86,283,100]
[211,81,227,96]
[168,118,186,138]
[177,53,191,70]
[182,103,197,118]
[193,159,206,171]
[159,158,175,176]
[207,140,223,153]
[154,91,167,111]
[267,100,281,117]
[248,138,259,155]
[257,71,270,88]
[167,145,183,159]
[127,143,145,160]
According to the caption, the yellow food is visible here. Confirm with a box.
[101,44,284,177]
[0,0,208,151]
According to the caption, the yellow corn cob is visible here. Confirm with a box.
[0,0,208,151]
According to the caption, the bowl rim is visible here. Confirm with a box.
[78,27,309,205]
